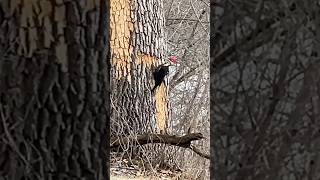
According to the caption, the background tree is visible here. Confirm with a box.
[0,0,109,179]
[109,1,179,178]
[163,0,210,179]
[110,0,168,156]
[212,0,320,179]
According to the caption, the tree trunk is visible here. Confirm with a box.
[0,0,109,179]
[110,0,169,137]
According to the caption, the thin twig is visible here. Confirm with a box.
[0,105,29,167]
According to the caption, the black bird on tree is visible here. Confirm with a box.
[151,56,177,94]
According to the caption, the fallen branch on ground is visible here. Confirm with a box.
[111,133,209,159]
[111,133,202,147]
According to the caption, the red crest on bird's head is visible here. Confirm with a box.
[169,56,177,64]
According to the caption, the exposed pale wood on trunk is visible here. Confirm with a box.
[155,84,169,134]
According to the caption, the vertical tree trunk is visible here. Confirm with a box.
[110,0,169,137]
[0,0,109,179]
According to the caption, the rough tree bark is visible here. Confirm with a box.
[110,0,170,137]
[0,0,109,179]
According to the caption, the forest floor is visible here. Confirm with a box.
[110,153,186,179]
[110,175,150,180]
[110,174,173,180]
[110,167,182,180]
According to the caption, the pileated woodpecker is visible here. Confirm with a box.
[151,56,177,93]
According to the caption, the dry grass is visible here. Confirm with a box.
[110,175,150,180]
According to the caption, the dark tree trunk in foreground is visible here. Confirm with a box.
[0,0,110,179]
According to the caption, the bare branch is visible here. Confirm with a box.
[189,145,210,160]
[111,133,204,149]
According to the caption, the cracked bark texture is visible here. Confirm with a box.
[111,0,169,136]
[0,0,109,179]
